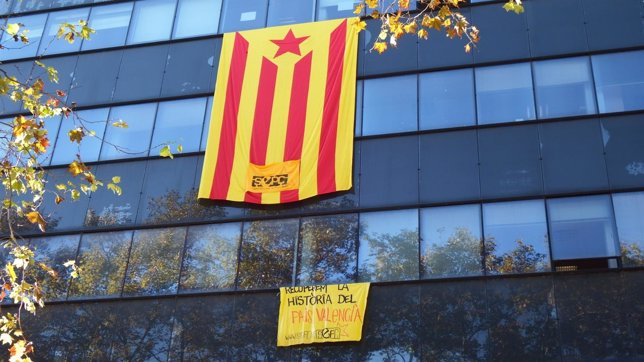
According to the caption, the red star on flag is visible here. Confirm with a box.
[270,29,309,58]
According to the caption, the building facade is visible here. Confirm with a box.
[1,0,643,360]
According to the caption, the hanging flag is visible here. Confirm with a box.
[198,18,359,204]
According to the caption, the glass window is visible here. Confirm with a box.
[533,57,596,118]
[37,116,61,166]
[612,192,644,267]
[40,168,91,232]
[237,218,298,289]
[592,50,644,113]
[0,14,47,60]
[359,209,419,282]
[68,231,133,298]
[68,50,122,106]
[161,39,216,97]
[483,200,550,274]
[151,98,206,154]
[127,0,176,44]
[362,19,418,76]
[419,130,480,203]
[420,69,475,130]
[526,0,588,57]
[317,0,361,20]
[470,3,529,63]
[297,214,358,285]
[476,63,535,124]
[421,204,482,278]
[82,2,133,50]
[100,103,156,160]
[547,195,619,261]
[84,161,146,228]
[354,80,363,136]
[32,55,77,102]
[173,0,221,38]
[30,234,80,300]
[601,115,644,189]
[51,107,109,165]
[0,61,32,115]
[180,223,241,293]
[113,45,168,102]
[0,1,10,15]
[584,0,644,51]
[38,8,89,55]
[267,0,313,26]
[362,75,417,136]
[478,125,543,199]
[123,227,186,296]
[219,0,268,33]
[200,96,213,151]
[50,0,91,9]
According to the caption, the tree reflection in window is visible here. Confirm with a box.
[613,192,644,267]
[237,218,298,289]
[30,234,80,301]
[358,209,419,282]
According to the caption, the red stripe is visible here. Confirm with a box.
[281,52,313,203]
[317,20,347,195]
[245,57,279,204]
[210,33,249,200]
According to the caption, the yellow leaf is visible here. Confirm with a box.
[398,0,410,9]
[5,23,19,36]
[25,211,46,232]
[378,30,388,40]
[55,195,63,204]
[403,21,417,34]
[68,160,87,176]
[68,128,84,143]
[354,3,364,14]
[373,41,388,54]
[111,120,128,128]
[159,145,173,159]
[352,19,367,33]
[366,0,378,8]
[465,43,471,53]
[5,264,16,282]
[112,176,121,184]
[438,5,451,18]
[417,28,429,40]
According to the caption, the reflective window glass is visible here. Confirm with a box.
[51,0,90,8]
[30,234,80,300]
[483,200,550,274]
[127,0,176,44]
[317,0,361,20]
[592,50,644,113]
[354,80,363,136]
[68,50,122,105]
[420,69,475,130]
[0,61,32,115]
[526,0,588,57]
[113,45,168,102]
[267,0,313,26]
[612,192,644,267]
[68,231,132,298]
[173,0,221,38]
[40,168,91,232]
[100,103,156,160]
[38,8,89,55]
[476,63,535,124]
[421,204,482,278]
[123,227,186,296]
[297,214,358,285]
[363,75,417,135]
[219,0,268,33]
[82,2,133,50]
[470,3,529,63]
[200,96,213,151]
[51,107,109,165]
[32,55,77,102]
[38,116,61,166]
[237,218,298,289]
[533,57,596,118]
[0,1,10,14]
[547,195,619,260]
[0,14,47,60]
[584,0,644,51]
[152,98,206,154]
[180,223,241,293]
[359,209,419,282]
[601,114,644,189]
[362,19,417,76]
[161,40,216,97]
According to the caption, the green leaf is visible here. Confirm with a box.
[111,120,128,128]
[177,144,183,153]
[5,23,19,36]
[159,145,173,159]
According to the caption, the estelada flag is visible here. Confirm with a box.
[198,18,359,204]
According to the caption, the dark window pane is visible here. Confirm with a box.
[162,40,216,97]
[193,155,245,220]
[82,2,133,50]
[11,0,52,12]
[478,125,543,198]
[68,231,132,298]
[38,8,89,55]
[37,116,61,166]
[219,0,268,33]
[151,98,206,154]
[601,114,644,189]
[41,168,91,232]
[317,0,361,20]
[267,0,313,26]
[100,103,156,160]
[237,218,298,289]
[359,209,419,282]
[533,56,596,118]
[32,55,77,103]
[180,223,241,293]
[363,75,417,135]
[0,61,32,115]
[360,136,418,207]
[418,8,473,69]
[612,192,644,267]
[113,45,168,102]
[548,195,619,260]
[30,234,80,300]
[297,214,358,285]
[539,119,608,193]
[51,107,108,165]
[419,131,480,203]
[476,63,535,124]
[355,80,363,136]
[483,200,550,274]
[0,14,47,60]
[200,96,214,151]
[583,0,644,50]
[421,204,482,278]
[525,0,588,57]
[127,0,176,44]
[593,50,644,113]
[419,68,475,130]
[470,3,529,63]
[173,0,221,38]
[362,19,417,76]
[69,50,122,106]
[84,161,146,227]
[123,227,185,296]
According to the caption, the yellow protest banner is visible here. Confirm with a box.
[277,283,370,347]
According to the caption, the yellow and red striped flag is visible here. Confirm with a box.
[199,18,358,204]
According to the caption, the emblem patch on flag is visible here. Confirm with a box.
[198,18,359,204]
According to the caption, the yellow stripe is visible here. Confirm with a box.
[198,33,233,199]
